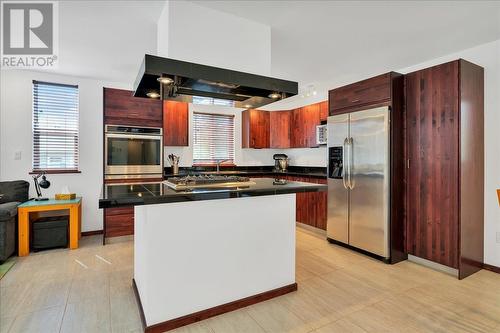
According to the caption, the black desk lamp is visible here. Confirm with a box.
[33,173,51,201]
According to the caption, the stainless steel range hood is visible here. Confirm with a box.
[133,55,298,108]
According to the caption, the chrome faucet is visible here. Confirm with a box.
[216,159,231,173]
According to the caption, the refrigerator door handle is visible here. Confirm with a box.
[342,138,349,189]
[348,137,355,189]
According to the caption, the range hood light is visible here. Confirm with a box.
[146,91,160,99]
[268,92,281,99]
[244,104,252,108]
[157,76,174,85]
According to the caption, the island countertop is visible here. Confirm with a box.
[99,178,327,208]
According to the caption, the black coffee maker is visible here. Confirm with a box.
[273,154,289,172]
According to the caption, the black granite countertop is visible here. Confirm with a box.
[99,178,327,208]
[163,165,327,179]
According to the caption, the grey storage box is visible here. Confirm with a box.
[32,216,68,251]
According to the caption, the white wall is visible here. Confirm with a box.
[0,70,130,232]
[395,40,500,267]
[164,104,326,168]
[157,0,271,76]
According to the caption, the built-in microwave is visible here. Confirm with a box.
[104,125,163,179]
[316,123,327,145]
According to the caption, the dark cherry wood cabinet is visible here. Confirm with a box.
[104,206,134,238]
[242,109,270,148]
[103,88,162,127]
[275,175,327,230]
[329,73,392,115]
[290,104,320,148]
[270,111,291,148]
[243,101,326,149]
[405,59,484,279]
[319,101,328,121]
[163,101,189,146]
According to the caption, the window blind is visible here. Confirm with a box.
[32,80,79,172]
[193,112,235,165]
[192,96,235,107]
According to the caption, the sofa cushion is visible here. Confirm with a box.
[0,180,29,204]
[0,202,20,220]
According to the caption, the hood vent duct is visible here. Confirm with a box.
[133,55,298,109]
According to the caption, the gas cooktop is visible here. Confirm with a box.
[164,175,256,190]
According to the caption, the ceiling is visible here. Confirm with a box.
[36,1,500,100]
[46,1,164,84]
[192,0,500,83]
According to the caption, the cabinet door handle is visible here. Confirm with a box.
[351,99,360,103]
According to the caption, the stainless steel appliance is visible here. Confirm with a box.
[273,154,289,172]
[316,123,327,145]
[105,125,163,179]
[327,106,390,259]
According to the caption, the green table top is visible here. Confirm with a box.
[18,197,81,208]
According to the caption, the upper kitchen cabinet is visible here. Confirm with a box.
[329,73,397,115]
[406,59,484,279]
[291,104,320,148]
[319,101,328,121]
[103,88,162,127]
[242,109,270,148]
[270,111,291,148]
[163,101,189,146]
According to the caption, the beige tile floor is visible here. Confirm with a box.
[1,228,500,333]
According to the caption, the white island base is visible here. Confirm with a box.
[133,194,297,332]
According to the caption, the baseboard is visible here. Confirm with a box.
[296,222,326,237]
[81,230,103,236]
[408,254,458,277]
[133,279,297,333]
[483,263,500,274]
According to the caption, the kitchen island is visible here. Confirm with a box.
[99,178,326,332]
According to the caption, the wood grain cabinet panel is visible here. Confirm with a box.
[319,101,328,121]
[104,206,134,238]
[405,59,484,279]
[242,109,270,148]
[270,111,291,148]
[286,175,327,230]
[163,101,189,146]
[290,105,320,148]
[103,88,162,127]
[329,73,391,115]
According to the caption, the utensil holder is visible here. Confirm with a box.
[172,164,179,175]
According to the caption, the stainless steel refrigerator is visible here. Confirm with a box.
[327,106,390,259]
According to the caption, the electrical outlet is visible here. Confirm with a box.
[497,232,500,244]
[14,151,21,160]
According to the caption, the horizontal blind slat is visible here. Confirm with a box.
[33,81,79,171]
[193,112,235,164]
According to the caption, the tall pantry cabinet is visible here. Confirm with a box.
[405,59,484,279]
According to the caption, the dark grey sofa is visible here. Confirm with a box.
[0,180,29,263]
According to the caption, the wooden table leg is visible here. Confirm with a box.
[18,208,30,256]
[78,203,82,239]
[69,204,79,249]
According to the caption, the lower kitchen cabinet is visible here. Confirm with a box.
[104,206,134,238]
[277,175,327,230]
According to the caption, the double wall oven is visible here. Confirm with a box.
[104,125,163,180]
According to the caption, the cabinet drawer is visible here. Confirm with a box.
[329,73,391,113]
[105,206,134,217]
[105,214,134,237]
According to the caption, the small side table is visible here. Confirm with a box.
[17,197,82,256]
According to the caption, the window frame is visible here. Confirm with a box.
[192,111,236,166]
[31,80,81,174]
